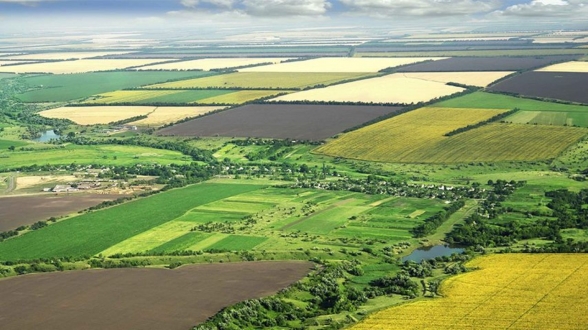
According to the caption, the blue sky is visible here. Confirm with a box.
[0,0,586,31]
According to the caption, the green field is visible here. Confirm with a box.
[206,235,268,251]
[507,110,588,127]
[0,144,190,170]
[150,232,213,253]
[16,71,215,102]
[148,72,375,90]
[0,139,28,150]
[433,91,588,112]
[0,73,15,80]
[194,90,289,104]
[0,183,264,261]
[85,89,234,105]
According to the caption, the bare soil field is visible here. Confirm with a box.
[401,71,514,87]
[271,74,464,104]
[239,57,445,73]
[536,61,588,73]
[157,104,403,140]
[138,58,291,71]
[488,72,588,104]
[3,52,131,60]
[397,55,581,72]
[0,261,313,330]
[15,175,78,191]
[1,59,173,74]
[40,106,156,125]
[0,194,121,232]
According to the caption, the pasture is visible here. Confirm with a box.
[401,71,514,87]
[39,106,156,125]
[148,72,374,90]
[2,59,173,74]
[397,55,581,71]
[507,110,588,127]
[271,74,464,104]
[536,61,588,72]
[0,144,190,171]
[137,58,291,71]
[85,89,234,104]
[239,57,445,73]
[0,262,312,330]
[16,71,215,102]
[0,183,264,261]
[3,51,131,60]
[130,106,225,126]
[157,104,403,140]
[351,254,588,330]
[488,72,588,104]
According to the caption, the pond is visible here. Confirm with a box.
[35,130,61,142]
[401,245,464,263]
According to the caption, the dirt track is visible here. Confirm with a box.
[0,261,313,330]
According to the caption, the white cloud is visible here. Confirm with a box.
[243,0,331,16]
[339,0,500,17]
[181,0,236,8]
[499,0,588,17]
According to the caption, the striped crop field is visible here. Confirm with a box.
[350,254,588,330]
[85,90,234,104]
[147,72,374,90]
[314,107,505,163]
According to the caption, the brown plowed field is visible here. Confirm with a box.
[488,71,588,104]
[157,104,403,140]
[397,55,580,72]
[0,261,313,330]
[0,194,122,232]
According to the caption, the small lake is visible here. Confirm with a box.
[35,130,61,142]
[402,245,464,263]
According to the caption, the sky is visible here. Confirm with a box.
[0,0,587,33]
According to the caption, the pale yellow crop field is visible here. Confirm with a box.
[2,59,172,74]
[0,60,34,66]
[536,61,588,73]
[351,254,588,330]
[130,106,225,126]
[271,74,464,104]
[3,51,131,60]
[239,57,446,73]
[39,106,156,125]
[401,71,514,87]
[138,58,292,71]
[194,90,289,105]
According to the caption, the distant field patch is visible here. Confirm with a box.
[85,89,234,105]
[357,49,588,57]
[16,71,215,102]
[315,107,507,163]
[507,110,588,127]
[433,91,588,112]
[130,106,225,126]
[0,139,27,149]
[351,254,588,330]
[3,51,131,60]
[138,58,291,71]
[401,71,514,87]
[157,104,403,140]
[271,74,464,104]
[0,60,34,66]
[239,57,445,73]
[488,71,588,104]
[149,72,374,90]
[194,90,287,104]
[206,235,268,251]
[2,59,174,74]
[39,106,155,125]
[536,61,588,72]
[396,55,581,71]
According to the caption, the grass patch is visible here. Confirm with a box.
[206,235,268,251]
[150,231,213,253]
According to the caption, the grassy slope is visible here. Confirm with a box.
[0,183,264,261]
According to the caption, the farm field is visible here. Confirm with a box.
[157,104,402,140]
[85,89,234,105]
[1,59,174,74]
[396,55,580,72]
[0,183,264,261]
[2,51,131,60]
[0,60,34,66]
[488,72,588,104]
[351,254,588,330]
[536,61,588,72]
[0,194,122,232]
[0,138,28,149]
[148,72,375,90]
[271,74,464,104]
[238,57,445,72]
[0,144,190,171]
[433,91,588,112]
[0,73,15,80]
[0,261,312,330]
[39,106,156,125]
[129,106,225,126]
[400,71,514,87]
[193,90,288,105]
[16,71,216,102]
[356,49,588,57]
[507,110,588,127]
[137,58,291,71]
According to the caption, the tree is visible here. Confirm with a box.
[8,145,15,151]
